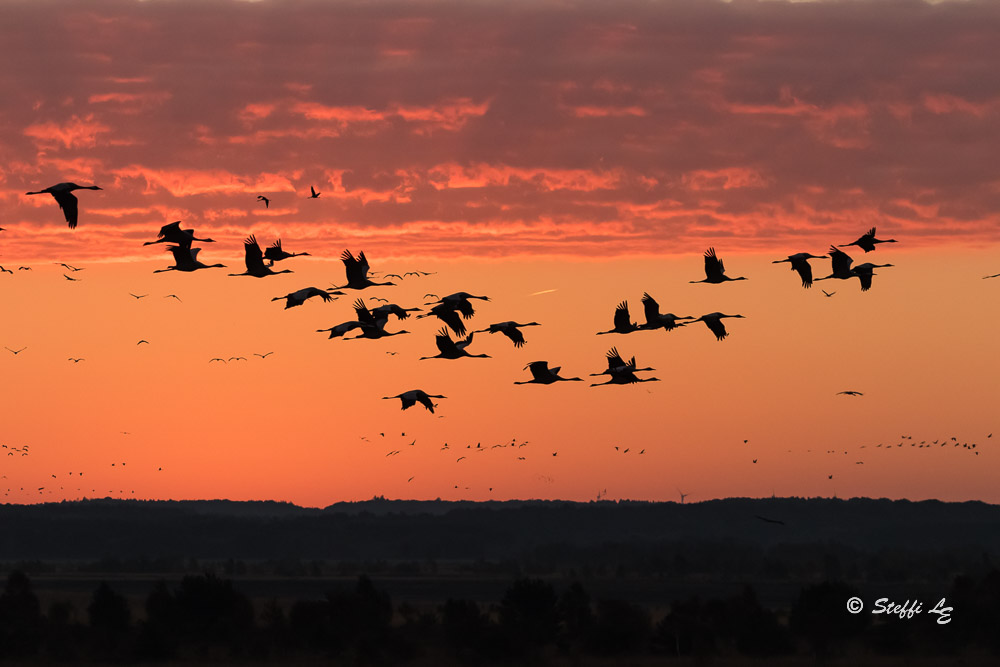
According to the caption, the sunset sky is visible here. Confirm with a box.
[1,0,998,506]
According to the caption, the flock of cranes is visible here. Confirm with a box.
[4,176,998,505]
[17,177,992,503]
[14,180,911,411]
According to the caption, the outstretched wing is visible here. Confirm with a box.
[641,292,660,324]
[157,221,183,240]
[605,347,626,371]
[353,298,376,325]
[793,260,814,288]
[828,246,853,276]
[435,328,459,355]
[527,361,550,381]
[503,326,526,348]
[434,305,467,335]
[705,318,728,341]
[264,238,284,260]
[243,235,265,271]
[341,249,369,284]
[613,301,631,330]
[52,191,79,229]
[703,247,726,280]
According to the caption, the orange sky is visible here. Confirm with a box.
[1,0,998,506]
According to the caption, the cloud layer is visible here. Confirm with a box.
[3,0,999,259]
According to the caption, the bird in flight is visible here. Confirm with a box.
[209,358,227,363]
[4,347,26,355]
[164,294,182,301]
[597,301,639,335]
[272,287,339,309]
[383,390,446,414]
[17,266,32,271]
[55,262,84,272]
[850,262,894,292]
[25,182,102,228]
[0,266,12,275]
[420,327,490,360]
[589,347,658,386]
[690,247,748,284]
[837,390,864,396]
[333,250,396,290]
[137,340,150,345]
[254,352,274,359]
[154,246,225,273]
[984,273,1000,280]
[474,321,540,348]
[689,312,745,341]
[129,293,148,299]
[263,239,310,265]
[772,252,827,289]
[515,361,582,385]
[63,274,80,281]
[839,226,897,253]
[229,235,293,278]
[257,195,270,208]
[308,186,321,198]
[815,246,855,283]
[821,290,836,298]
[67,358,85,363]
[415,304,470,336]
[143,221,215,247]
[639,293,694,332]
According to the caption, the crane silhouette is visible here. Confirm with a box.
[229,235,293,277]
[424,292,490,311]
[25,182,102,228]
[850,262,894,292]
[515,361,582,384]
[689,312,745,341]
[333,250,395,289]
[416,293,489,334]
[153,246,226,273]
[264,239,310,265]
[839,226,897,252]
[772,252,827,288]
[690,248,747,283]
[639,293,694,331]
[344,299,411,339]
[257,195,270,208]
[815,246,856,284]
[272,287,340,309]
[317,300,410,339]
[419,327,490,360]
[382,390,446,413]
[309,186,320,198]
[473,321,540,347]
[596,301,639,335]
[143,221,215,247]
[589,347,658,386]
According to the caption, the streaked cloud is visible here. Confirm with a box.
[2,0,999,260]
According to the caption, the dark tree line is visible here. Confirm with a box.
[1,569,997,663]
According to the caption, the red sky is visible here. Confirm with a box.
[1,0,997,506]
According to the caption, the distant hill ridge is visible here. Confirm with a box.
[1,497,997,560]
